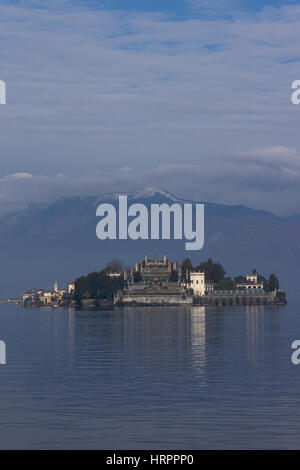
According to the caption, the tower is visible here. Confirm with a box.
[54,280,58,293]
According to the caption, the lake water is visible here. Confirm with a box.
[0,300,300,449]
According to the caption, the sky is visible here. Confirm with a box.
[1,0,300,215]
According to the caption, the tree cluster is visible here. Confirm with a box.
[181,257,226,283]
[74,269,124,301]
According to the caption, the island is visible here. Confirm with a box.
[21,255,286,308]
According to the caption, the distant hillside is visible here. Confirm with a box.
[284,214,300,222]
[0,186,299,298]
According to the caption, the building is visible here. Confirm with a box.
[136,255,173,283]
[115,256,216,305]
[190,272,206,296]
[236,273,264,290]
[107,270,128,281]
[115,255,189,305]
[22,281,70,306]
[68,282,75,294]
[188,272,215,296]
[22,289,44,304]
[42,291,53,305]
[205,280,215,292]
[247,273,258,283]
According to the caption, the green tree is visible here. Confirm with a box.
[86,271,101,298]
[269,273,279,292]
[133,271,142,283]
[197,258,225,283]
[215,277,236,291]
[257,274,270,292]
[276,290,286,303]
[106,259,124,273]
[74,275,90,300]
[181,258,193,279]
[74,269,124,301]
[234,275,247,284]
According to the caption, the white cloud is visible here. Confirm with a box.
[235,146,300,180]
[0,2,300,213]
[1,156,300,217]
[5,172,33,179]
[187,0,246,16]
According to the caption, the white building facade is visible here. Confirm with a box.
[236,273,264,290]
[190,272,206,296]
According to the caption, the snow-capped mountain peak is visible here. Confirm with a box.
[95,186,183,204]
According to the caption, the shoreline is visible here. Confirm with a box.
[20,298,287,310]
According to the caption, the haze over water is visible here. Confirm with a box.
[0,301,300,449]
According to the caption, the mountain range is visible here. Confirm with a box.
[1,186,299,299]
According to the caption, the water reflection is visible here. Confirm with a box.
[246,306,264,368]
[66,305,281,385]
[68,308,75,366]
[186,307,206,387]
[0,302,295,449]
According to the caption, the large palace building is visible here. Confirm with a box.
[135,255,177,282]
[113,255,280,307]
[115,255,195,306]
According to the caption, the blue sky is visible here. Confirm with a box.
[10,0,300,15]
[0,0,300,215]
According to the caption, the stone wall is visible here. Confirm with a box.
[194,291,279,306]
[116,293,193,306]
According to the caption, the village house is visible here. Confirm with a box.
[22,281,70,306]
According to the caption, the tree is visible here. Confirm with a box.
[257,274,270,292]
[133,271,142,283]
[215,277,236,291]
[276,290,286,303]
[234,275,247,283]
[86,271,101,298]
[106,259,124,273]
[197,258,225,283]
[269,273,279,292]
[211,263,226,283]
[74,269,124,301]
[74,275,90,300]
[181,258,193,279]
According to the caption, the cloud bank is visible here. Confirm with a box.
[1,144,300,216]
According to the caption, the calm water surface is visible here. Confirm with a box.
[0,300,300,449]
